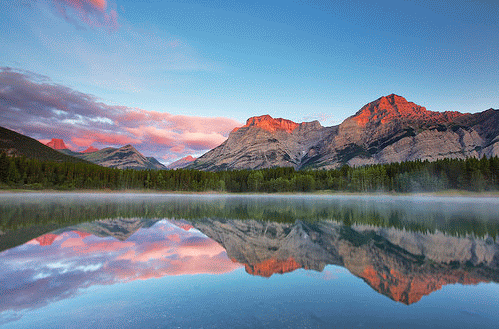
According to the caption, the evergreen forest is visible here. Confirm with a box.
[1,152,499,193]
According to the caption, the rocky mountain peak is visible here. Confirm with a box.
[189,94,498,171]
[121,144,136,151]
[82,146,98,153]
[45,138,68,150]
[166,155,197,169]
[234,114,299,133]
[352,94,429,126]
[351,94,465,127]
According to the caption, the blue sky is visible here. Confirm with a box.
[0,0,498,161]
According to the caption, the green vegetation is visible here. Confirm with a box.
[1,152,499,193]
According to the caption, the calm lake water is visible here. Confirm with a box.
[1,193,499,328]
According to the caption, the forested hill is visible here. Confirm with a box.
[1,152,498,193]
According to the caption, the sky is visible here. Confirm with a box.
[1,0,498,163]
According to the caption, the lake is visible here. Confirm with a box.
[1,193,499,328]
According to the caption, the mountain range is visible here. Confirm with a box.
[189,94,499,170]
[59,144,167,170]
[2,94,498,171]
[39,138,165,170]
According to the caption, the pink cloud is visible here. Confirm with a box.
[71,137,94,147]
[51,0,119,31]
[0,67,242,163]
[170,144,185,153]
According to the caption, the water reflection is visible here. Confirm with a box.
[0,219,241,317]
[195,218,499,304]
[1,194,499,326]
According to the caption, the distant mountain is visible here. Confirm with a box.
[82,146,99,153]
[43,138,166,170]
[189,94,499,170]
[75,144,166,170]
[45,138,68,150]
[166,155,197,169]
[0,126,87,163]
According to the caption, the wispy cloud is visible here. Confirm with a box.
[47,0,118,31]
[0,67,241,161]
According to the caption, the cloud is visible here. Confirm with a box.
[0,67,242,162]
[49,0,118,31]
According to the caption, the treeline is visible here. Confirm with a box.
[1,152,499,192]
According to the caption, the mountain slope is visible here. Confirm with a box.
[189,95,499,170]
[189,115,333,170]
[76,144,166,170]
[308,94,488,169]
[44,139,166,170]
[0,126,87,163]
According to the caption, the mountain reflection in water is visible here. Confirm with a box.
[1,194,499,327]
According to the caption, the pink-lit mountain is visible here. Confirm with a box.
[45,138,68,150]
[82,146,99,153]
[189,94,499,170]
[166,155,197,169]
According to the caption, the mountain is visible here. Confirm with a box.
[189,115,332,170]
[0,126,87,163]
[192,218,499,304]
[64,217,158,241]
[75,144,167,170]
[44,138,166,170]
[189,95,499,170]
[82,146,99,153]
[45,138,68,150]
[166,155,197,169]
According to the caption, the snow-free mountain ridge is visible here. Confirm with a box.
[189,94,499,170]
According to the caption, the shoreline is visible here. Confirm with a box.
[1,188,499,198]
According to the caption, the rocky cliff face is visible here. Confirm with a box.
[45,138,68,150]
[82,146,99,153]
[192,219,499,304]
[189,115,333,170]
[189,95,499,170]
[310,94,488,169]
